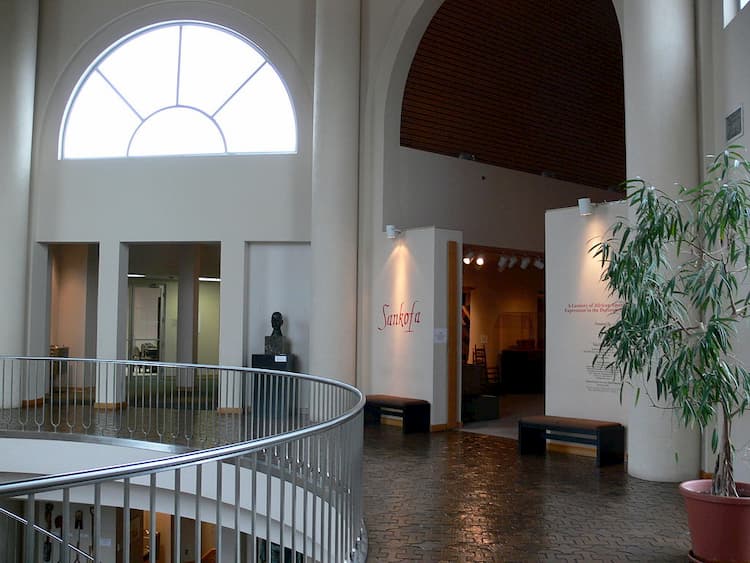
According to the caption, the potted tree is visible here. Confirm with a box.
[592,146,750,562]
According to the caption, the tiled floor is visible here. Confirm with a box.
[461,394,544,440]
[362,425,691,562]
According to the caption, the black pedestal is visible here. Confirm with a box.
[251,353,294,372]
[250,354,297,418]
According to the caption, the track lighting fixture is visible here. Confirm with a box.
[463,251,475,265]
[578,197,593,216]
[386,224,402,239]
[520,257,531,270]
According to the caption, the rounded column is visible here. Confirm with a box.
[0,1,38,356]
[309,0,360,384]
[618,0,701,481]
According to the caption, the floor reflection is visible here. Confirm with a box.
[363,425,690,562]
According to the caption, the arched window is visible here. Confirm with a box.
[60,21,297,159]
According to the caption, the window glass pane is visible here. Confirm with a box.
[742,0,749,10]
[63,72,141,158]
[179,24,265,115]
[98,26,180,118]
[215,64,296,153]
[61,21,298,159]
[128,107,225,156]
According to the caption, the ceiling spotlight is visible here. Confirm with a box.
[497,256,508,270]
[520,257,531,270]
[386,224,402,239]
[463,251,475,265]
[507,256,518,269]
[475,256,485,266]
[534,258,545,270]
[578,197,593,216]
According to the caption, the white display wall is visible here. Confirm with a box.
[545,202,628,423]
[546,202,701,482]
[368,227,461,427]
[246,243,311,374]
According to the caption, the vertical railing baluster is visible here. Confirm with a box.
[215,460,222,563]
[234,457,241,563]
[23,493,34,563]
[124,477,131,563]
[195,464,202,562]
[61,488,71,563]
[149,474,157,563]
[251,452,257,563]
[174,468,181,563]
[280,440,286,561]
[265,446,271,563]
[291,437,298,562]
[326,432,333,563]
[94,484,101,563]
[303,435,309,563]
[312,433,318,563]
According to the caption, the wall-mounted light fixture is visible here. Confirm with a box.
[578,197,593,216]
[520,257,531,270]
[507,256,518,269]
[475,256,485,266]
[533,258,545,270]
[497,256,508,270]
[386,224,402,239]
[463,251,475,265]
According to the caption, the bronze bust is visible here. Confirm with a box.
[265,311,288,354]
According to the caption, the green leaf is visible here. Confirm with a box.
[712,428,719,453]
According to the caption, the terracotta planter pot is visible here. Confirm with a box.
[680,479,750,562]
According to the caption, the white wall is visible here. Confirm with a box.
[31,1,314,246]
[50,245,88,358]
[368,227,461,426]
[198,281,220,365]
[370,228,435,404]
[389,148,618,251]
[432,228,462,425]
[25,1,316,360]
[0,1,37,356]
[546,202,702,481]
[545,203,627,424]
[246,243,311,372]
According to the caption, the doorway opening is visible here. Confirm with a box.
[459,244,545,439]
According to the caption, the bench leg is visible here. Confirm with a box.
[518,423,547,456]
[403,404,430,433]
[597,425,625,466]
[364,404,382,426]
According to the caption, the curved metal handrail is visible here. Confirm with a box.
[0,387,364,497]
[0,355,366,563]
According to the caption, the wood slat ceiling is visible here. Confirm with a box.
[401,0,625,190]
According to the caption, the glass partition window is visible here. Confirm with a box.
[60,22,297,159]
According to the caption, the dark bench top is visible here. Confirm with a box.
[520,415,622,430]
[366,394,430,408]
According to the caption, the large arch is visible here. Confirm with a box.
[400,0,625,190]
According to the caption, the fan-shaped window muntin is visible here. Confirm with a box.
[60,21,297,159]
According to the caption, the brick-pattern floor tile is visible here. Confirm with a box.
[362,427,690,562]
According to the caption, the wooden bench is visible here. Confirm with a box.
[518,415,625,467]
[364,394,431,433]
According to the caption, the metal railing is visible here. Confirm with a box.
[0,356,365,563]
